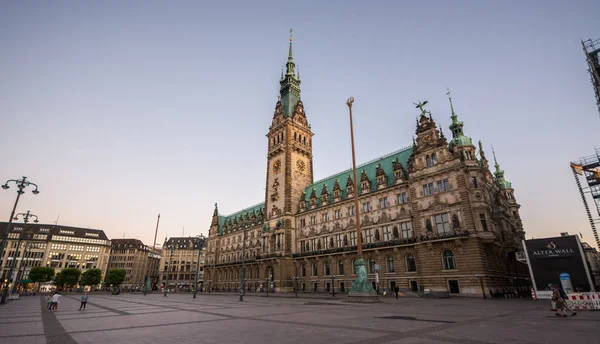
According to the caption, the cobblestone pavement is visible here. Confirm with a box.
[0,293,598,344]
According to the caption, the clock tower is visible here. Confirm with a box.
[265,31,314,225]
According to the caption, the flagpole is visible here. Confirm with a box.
[346,97,379,302]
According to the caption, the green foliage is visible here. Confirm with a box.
[104,269,126,286]
[55,268,82,287]
[80,268,102,286]
[28,267,55,283]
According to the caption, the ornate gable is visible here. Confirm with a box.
[360,170,370,194]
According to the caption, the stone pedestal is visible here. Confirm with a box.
[347,257,381,303]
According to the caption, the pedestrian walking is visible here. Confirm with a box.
[50,292,62,311]
[46,294,53,311]
[394,286,399,299]
[79,292,89,311]
[551,285,576,317]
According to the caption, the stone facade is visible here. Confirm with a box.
[0,222,111,291]
[159,236,206,291]
[107,239,161,290]
[205,37,530,297]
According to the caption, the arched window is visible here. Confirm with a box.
[368,258,376,273]
[431,152,437,165]
[294,132,297,141]
[406,255,417,272]
[386,256,395,272]
[442,250,456,270]
[311,263,317,276]
[301,264,306,277]
[426,155,432,167]
[324,261,331,276]
[352,259,357,274]
[338,260,344,275]
[393,226,399,239]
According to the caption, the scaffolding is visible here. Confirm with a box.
[582,38,600,116]
[571,148,600,248]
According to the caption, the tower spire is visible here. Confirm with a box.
[447,89,473,149]
[448,88,458,123]
[279,29,301,117]
[491,145,512,189]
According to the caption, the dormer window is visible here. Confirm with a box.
[333,189,341,199]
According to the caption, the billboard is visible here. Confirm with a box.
[523,235,594,292]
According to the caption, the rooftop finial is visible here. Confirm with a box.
[290,28,293,42]
[447,88,457,121]
[491,145,499,169]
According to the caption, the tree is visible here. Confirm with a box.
[80,269,102,288]
[104,269,126,286]
[55,268,82,288]
[29,267,55,291]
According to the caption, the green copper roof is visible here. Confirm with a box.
[303,146,413,206]
[217,202,265,235]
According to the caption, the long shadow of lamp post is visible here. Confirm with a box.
[0,177,39,304]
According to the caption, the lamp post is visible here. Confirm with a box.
[144,214,160,296]
[3,211,38,300]
[239,226,248,302]
[293,276,299,298]
[331,275,336,297]
[475,274,487,299]
[265,276,270,297]
[0,177,39,304]
[345,98,377,301]
[163,243,174,297]
[193,234,206,299]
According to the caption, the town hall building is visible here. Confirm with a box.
[204,35,529,296]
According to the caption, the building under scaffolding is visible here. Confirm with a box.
[571,149,600,248]
[582,38,600,116]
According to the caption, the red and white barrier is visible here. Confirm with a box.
[566,293,600,310]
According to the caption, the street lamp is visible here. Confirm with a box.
[2,211,38,301]
[265,276,270,297]
[293,276,299,298]
[239,225,248,302]
[193,234,206,299]
[331,275,336,297]
[0,177,39,305]
[143,214,160,296]
[164,242,174,297]
[475,274,487,299]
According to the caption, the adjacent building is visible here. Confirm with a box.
[107,239,161,290]
[205,36,529,296]
[159,236,206,291]
[0,222,111,291]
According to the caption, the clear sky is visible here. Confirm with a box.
[1,1,599,247]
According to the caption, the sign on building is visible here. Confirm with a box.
[522,235,596,294]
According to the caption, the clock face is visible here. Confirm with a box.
[296,159,306,172]
[273,159,281,173]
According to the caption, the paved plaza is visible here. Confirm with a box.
[0,292,598,344]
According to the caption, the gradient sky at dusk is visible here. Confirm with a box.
[1,1,599,247]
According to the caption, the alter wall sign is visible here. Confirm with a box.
[523,235,593,292]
